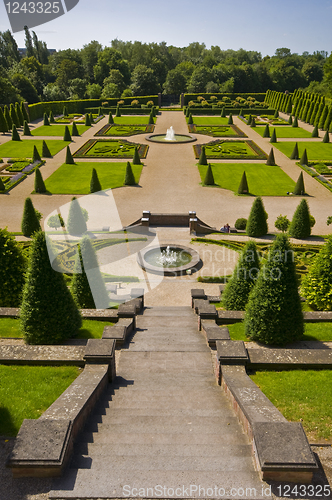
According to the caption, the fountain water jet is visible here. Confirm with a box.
[165,126,175,141]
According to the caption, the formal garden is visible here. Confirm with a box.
[73,139,148,158]
[194,140,268,160]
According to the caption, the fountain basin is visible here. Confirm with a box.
[137,245,201,276]
[146,134,196,144]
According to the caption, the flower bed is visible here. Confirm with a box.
[73,139,148,159]
[188,124,247,138]
[194,140,268,160]
[95,124,154,137]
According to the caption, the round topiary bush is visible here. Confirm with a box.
[235,218,247,230]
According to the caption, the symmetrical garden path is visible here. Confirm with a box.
[50,306,269,499]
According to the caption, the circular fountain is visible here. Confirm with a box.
[137,245,201,276]
[146,126,196,144]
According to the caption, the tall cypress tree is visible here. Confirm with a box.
[15,102,24,126]
[10,104,20,128]
[23,120,31,136]
[0,107,9,134]
[108,112,114,124]
[263,124,270,138]
[21,102,29,122]
[266,148,276,166]
[71,122,79,136]
[32,145,41,162]
[290,142,299,160]
[63,125,72,141]
[65,145,75,164]
[4,105,12,130]
[11,124,21,141]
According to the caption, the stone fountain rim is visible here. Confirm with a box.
[145,133,197,144]
[137,244,201,276]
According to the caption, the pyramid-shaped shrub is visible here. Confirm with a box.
[238,171,249,194]
[90,168,102,193]
[246,197,268,237]
[293,172,305,195]
[71,122,79,136]
[21,197,41,237]
[42,140,52,158]
[67,197,87,235]
[132,146,141,165]
[204,164,215,185]
[124,162,136,185]
[288,199,311,239]
[34,168,46,193]
[198,146,208,166]
[266,148,276,166]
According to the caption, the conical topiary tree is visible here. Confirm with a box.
[311,125,319,138]
[116,106,121,117]
[49,110,55,123]
[204,164,214,185]
[221,106,226,118]
[32,145,41,162]
[247,114,252,126]
[198,146,208,165]
[222,240,260,311]
[322,130,330,143]
[43,112,50,126]
[71,122,79,136]
[239,108,244,117]
[23,120,31,136]
[250,117,256,127]
[108,112,114,124]
[90,112,94,124]
[292,115,299,127]
[21,197,41,237]
[63,125,72,141]
[42,140,52,158]
[65,145,75,164]
[288,199,311,239]
[85,113,91,126]
[63,106,68,117]
[132,146,141,165]
[124,162,136,185]
[263,124,270,138]
[0,107,8,134]
[273,109,279,118]
[244,233,304,345]
[148,114,154,125]
[301,235,332,310]
[238,171,249,194]
[34,167,46,193]
[270,128,277,143]
[90,168,102,192]
[10,104,20,128]
[98,107,102,116]
[15,102,24,126]
[290,142,299,160]
[67,197,87,235]
[293,171,305,195]
[288,115,293,125]
[299,149,308,166]
[266,148,276,166]
[246,196,268,237]
[11,124,21,141]
[20,231,82,345]
[228,113,233,125]
[21,102,29,122]
[71,237,109,309]
[0,227,26,307]
[4,105,12,130]
[188,113,193,125]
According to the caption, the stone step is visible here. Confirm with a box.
[136,318,198,329]
[126,341,209,352]
[107,377,218,389]
[90,407,236,419]
[141,306,194,317]
[50,469,270,499]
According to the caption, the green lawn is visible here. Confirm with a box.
[73,139,148,159]
[198,163,295,195]
[227,321,332,342]
[96,124,153,137]
[190,125,246,138]
[250,370,332,441]
[0,140,70,158]
[0,318,114,339]
[0,365,80,436]
[45,162,143,194]
[195,141,267,160]
[112,116,154,125]
[274,141,332,161]
[190,117,229,126]
[31,125,90,137]
[254,126,312,139]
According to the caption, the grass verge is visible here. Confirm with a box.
[226,321,332,342]
[31,125,90,136]
[0,140,70,158]
[274,142,332,161]
[254,126,312,138]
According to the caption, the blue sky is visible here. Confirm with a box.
[1,0,332,56]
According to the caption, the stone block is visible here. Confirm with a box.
[131,288,145,307]
[191,289,206,307]
[84,339,115,364]
[201,321,230,348]
[102,318,134,347]
[217,310,244,324]
[217,340,248,365]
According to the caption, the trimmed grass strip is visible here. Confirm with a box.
[0,140,69,158]
[254,126,312,139]
[274,142,332,161]
[31,125,90,137]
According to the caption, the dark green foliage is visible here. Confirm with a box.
[198,146,208,165]
[0,107,8,134]
[67,197,87,235]
[108,112,114,124]
[238,171,249,194]
[235,218,247,230]
[20,231,82,344]
[322,131,330,143]
[247,114,252,126]
[288,199,311,239]
[90,113,94,123]
[250,117,256,127]
[290,142,299,160]
[15,103,24,126]
[188,113,193,125]
[132,146,141,165]
[244,234,304,345]
[270,128,277,143]
[63,106,68,117]
[318,105,329,129]
[151,106,156,117]
[4,105,12,130]
[186,107,190,117]
[148,114,154,125]
[65,146,74,164]
[222,240,260,311]
[32,145,41,162]
[23,120,31,136]
[11,124,20,141]
[63,125,72,141]
[98,107,102,116]
[71,122,79,136]
[21,197,41,237]
[239,108,244,117]
[293,171,305,195]
[301,235,332,310]
[21,102,29,122]
[124,162,136,185]
[221,107,226,118]
[227,113,233,125]
[116,106,121,117]
[273,109,279,118]
[288,115,293,125]
[299,149,308,166]
[43,112,50,126]
[85,113,91,126]
[263,124,270,138]
[246,197,268,237]
[274,215,290,232]
[10,104,20,128]
[311,125,319,138]
[49,110,55,123]
[266,148,276,166]
[90,168,102,192]
[292,116,298,128]
[204,164,215,185]
[0,178,5,191]
[34,167,46,193]
[0,227,26,307]
[42,140,52,158]
[71,237,109,309]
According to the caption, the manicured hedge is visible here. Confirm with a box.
[103,95,158,106]
[28,100,101,121]
[184,93,266,105]
[85,107,159,115]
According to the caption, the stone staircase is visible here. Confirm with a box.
[50,307,270,499]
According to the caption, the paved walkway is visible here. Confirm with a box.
[50,306,269,499]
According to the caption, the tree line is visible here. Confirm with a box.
[1,28,332,105]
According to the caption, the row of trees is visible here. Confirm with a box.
[1,27,332,104]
